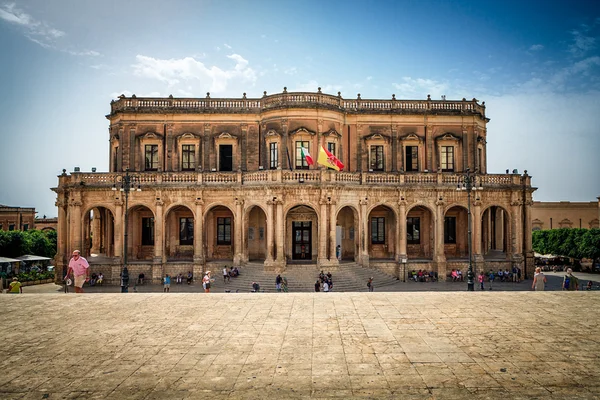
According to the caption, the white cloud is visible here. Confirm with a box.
[529,44,544,51]
[569,29,596,57]
[67,49,101,56]
[131,54,257,93]
[392,77,449,98]
[293,80,342,93]
[110,90,162,99]
[0,3,65,47]
[366,76,373,81]
[224,43,232,49]
[284,67,297,75]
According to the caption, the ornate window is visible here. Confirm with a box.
[145,145,159,171]
[215,132,238,172]
[405,146,419,172]
[441,146,455,172]
[270,142,278,169]
[181,145,195,171]
[217,217,232,245]
[371,217,385,244]
[295,141,310,169]
[370,145,384,171]
[23,224,29,231]
[444,217,456,244]
[400,133,422,172]
[407,217,420,244]
[179,218,193,245]
[8,224,15,231]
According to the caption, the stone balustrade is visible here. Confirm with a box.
[64,171,527,189]
[110,92,485,117]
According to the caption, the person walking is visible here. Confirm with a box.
[532,267,547,291]
[478,271,485,291]
[323,280,330,292]
[202,272,212,293]
[65,250,90,294]
[6,277,23,294]
[275,274,282,292]
[223,267,230,283]
[314,280,320,292]
[163,274,171,292]
[367,277,374,292]
[488,269,495,291]
[563,268,579,291]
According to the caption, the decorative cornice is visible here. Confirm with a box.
[289,127,316,136]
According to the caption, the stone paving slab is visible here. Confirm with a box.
[1,292,599,399]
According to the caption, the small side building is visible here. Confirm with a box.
[0,205,36,231]
[531,200,599,231]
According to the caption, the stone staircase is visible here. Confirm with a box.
[206,262,400,293]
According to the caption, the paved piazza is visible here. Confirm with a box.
[1,293,600,399]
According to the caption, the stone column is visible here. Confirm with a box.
[359,198,369,266]
[524,200,534,278]
[495,208,504,251]
[328,200,338,262]
[114,200,123,258]
[91,212,101,254]
[194,199,204,264]
[55,198,68,281]
[70,199,82,254]
[318,199,328,265]
[154,200,164,263]
[265,200,274,262]
[106,210,114,256]
[473,200,482,257]
[434,199,446,279]
[275,200,284,263]
[233,198,243,265]
[398,201,407,259]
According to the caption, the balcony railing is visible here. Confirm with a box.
[110,92,486,117]
[64,170,528,189]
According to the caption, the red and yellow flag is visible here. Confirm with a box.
[317,146,344,171]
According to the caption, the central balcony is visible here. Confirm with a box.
[61,170,530,189]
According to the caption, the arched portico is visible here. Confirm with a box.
[444,205,469,259]
[245,205,267,261]
[205,205,235,261]
[165,205,194,261]
[482,205,510,259]
[126,205,155,261]
[367,205,397,260]
[285,205,319,262]
[405,205,434,260]
[336,205,359,261]
[82,206,115,261]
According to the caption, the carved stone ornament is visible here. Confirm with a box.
[289,127,316,136]
[141,132,160,139]
[178,132,199,141]
[364,133,389,142]
[399,133,422,142]
[322,129,341,138]
[435,132,461,142]
[217,132,237,141]
[265,129,281,138]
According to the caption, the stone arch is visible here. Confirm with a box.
[164,205,195,261]
[443,205,469,259]
[481,204,511,258]
[244,205,267,261]
[406,202,436,216]
[286,204,319,262]
[367,204,397,260]
[336,205,359,261]
[406,205,435,260]
[204,204,235,261]
[126,205,155,261]
[82,205,116,260]
[165,202,196,219]
[284,201,321,219]
[203,203,235,220]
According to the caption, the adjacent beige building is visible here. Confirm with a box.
[0,205,36,231]
[531,200,599,231]
[52,90,536,284]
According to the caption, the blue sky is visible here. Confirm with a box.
[0,0,599,218]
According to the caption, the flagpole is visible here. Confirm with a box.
[286,148,293,171]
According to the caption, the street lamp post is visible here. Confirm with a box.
[112,169,141,282]
[457,168,482,291]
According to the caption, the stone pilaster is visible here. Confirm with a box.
[359,198,369,266]
[154,199,164,263]
[275,199,284,263]
[69,197,82,254]
[114,199,123,259]
[328,200,338,263]
[194,198,204,264]
[265,200,274,262]
[233,198,243,266]
[434,199,446,279]
[318,199,328,266]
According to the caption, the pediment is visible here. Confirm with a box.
[265,129,281,138]
[141,131,162,140]
[590,219,599,228]
[217,132,237,140]
[436,132,461,142]
[322,129,341,138]
[399,133,422,142]
[289,127,316,136]
[178,132,200,140]
[364,133,390,142]
[288,205,317,216]
[532,219,543,224]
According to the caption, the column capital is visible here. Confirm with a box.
[195,199,204,206]
[69,200,82,207]
[155,200,164,207]
[435,200,445,207]
[473,200,483,207]
[359,199,368,206]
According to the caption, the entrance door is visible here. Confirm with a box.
[219,145,233,171]
[292,221,311,260]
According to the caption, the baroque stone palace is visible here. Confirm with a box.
[53,89,535,284]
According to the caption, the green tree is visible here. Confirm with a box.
[579,229,600,261]
[0,230,28,258]
[533,228,600,261]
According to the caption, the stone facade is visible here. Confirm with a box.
[52,90,535,284]
[0,205,35,231]
[531,200,599,231]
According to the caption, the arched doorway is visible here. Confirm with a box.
[368,205,396,260]
[482,206,510,259]
[245,205,267,261]
[127,205,155,261]
[286,205,318,262]
[406,205,434,259]
[165,205,194,261]
[444,206,468,259]
[83,206,115,261]
[205,205,234,261]
[336,206,358,261]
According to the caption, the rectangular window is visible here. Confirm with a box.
[295,141,309,169]
[219,145,233,171]
[217,217,232,245]
[444,217,456,244]
[478,148,483,171]
[269,142,278,169]
[371,217,385,244]
[145,145,159,171]
[8,224,15,231]
[142,217,154,245]
[181,145,195,171]
[23,224,29,231]
[441,146,454,172]
[179,217,194,245]
[327,142,336,156]
[370,145,384,171]
[405,146,419,172]
[113,146,118,172]
[407,217,420,244]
